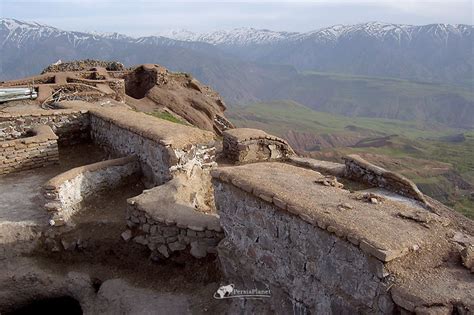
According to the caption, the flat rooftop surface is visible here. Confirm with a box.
[213,162,442,261]
[61,100,217,149]
[213,162,474,307]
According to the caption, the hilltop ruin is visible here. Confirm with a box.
[0,60,472,314]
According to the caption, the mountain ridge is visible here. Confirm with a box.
[1,18,473,126]
[157,22,473,46]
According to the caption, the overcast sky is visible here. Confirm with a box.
[1,0,472,36]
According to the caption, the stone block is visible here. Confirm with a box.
[190,241,207,258]
[168,241,186,252]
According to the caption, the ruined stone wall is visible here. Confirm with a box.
[0,125,59,175]
[222,128,294,164]
[0,110,90,145]
[213,181,394,314]
[125,204,224,259]
[90,115,215,186]
[343,154,428,204]
[43,156,140,226]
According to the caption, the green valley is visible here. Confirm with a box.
[228,100,474,218]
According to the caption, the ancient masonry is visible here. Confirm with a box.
[222,128,295,163]
[0,124,59,174]
[0,62,472,314]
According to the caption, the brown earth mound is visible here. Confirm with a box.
[2,60,234,135]
[123,64,234,134]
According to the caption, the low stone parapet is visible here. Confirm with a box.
[0,125,59,175]
[125,177,223,259]
[288,156,346,176]
[343,154,428,205]
[222,128,294,164]
[43,156,140,226]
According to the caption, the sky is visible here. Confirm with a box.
[0,0,472,36]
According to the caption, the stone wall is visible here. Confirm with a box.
[90,114,215,186]
[43,156,140,226]
[125,204,224,259]
[222,128,294,164]
[0,110,90,145]
[213,181,393,314]
[0,125,59,175]
[343,154,428,205]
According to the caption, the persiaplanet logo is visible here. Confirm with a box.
[213,284,271,299]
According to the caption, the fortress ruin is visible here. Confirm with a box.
[0,60,472,314]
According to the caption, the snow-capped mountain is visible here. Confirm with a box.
[158,22,472,47]
[1,18,472,100]
[158,27,298,46]
[0,18,107,48]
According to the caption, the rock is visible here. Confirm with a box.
[460,245,474,272]
[134,235,148,246]
[162,226,179,237]
[157,245,170,258]
[142,224,150,233]
[414,305,452,315]
[338,203,353,210]
[121,230,132,242]
[370,197,378,204]
[168,241,186,252]
[190,241,207,258]
[315,176,344,189]
[61,239,76,251]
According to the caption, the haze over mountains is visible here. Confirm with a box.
[1,18,473,128]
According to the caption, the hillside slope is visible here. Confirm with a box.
[228,100,474,217]
[259,72,474,128]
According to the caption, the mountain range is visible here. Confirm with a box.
[160,22,473,86]
[1,18,473,214]
[1,18,473,127]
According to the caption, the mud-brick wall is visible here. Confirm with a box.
[213,182,394,314]
[0,110,90,145]
[126,205,224,259]
[0,126,59,175]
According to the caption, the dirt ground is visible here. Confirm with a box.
[0,142,232,313]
